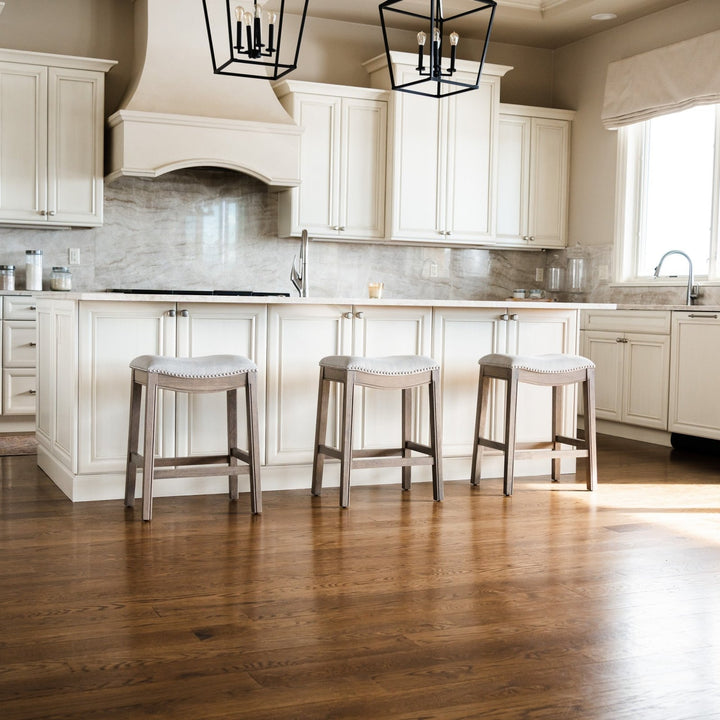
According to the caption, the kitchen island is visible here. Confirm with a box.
[34,293,613,502]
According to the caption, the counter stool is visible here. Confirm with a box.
[471,353,597,495]
[124,354,261,521]
[311,355,443,507]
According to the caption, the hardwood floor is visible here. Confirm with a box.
[1,436,720,719]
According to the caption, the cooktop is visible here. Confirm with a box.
[107,289,291,297]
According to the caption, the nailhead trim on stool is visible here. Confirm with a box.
[312,355,443,507]
[124,354,262,521]
[471,352,597,496]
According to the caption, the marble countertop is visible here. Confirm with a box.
[20,290,618,310]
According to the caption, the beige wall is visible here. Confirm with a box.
[554,0,720,255]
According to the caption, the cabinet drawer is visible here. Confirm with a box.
[581,310,670,334]
[2,368,36,415]
[3,295,37,320]
[3,320,37,366]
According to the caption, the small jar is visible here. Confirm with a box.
[50,266,72,291]
[25,250,43,291]
[0,265,15,291]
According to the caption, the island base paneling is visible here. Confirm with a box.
[35,298,585,502]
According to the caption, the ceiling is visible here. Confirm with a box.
[306,0,689,49]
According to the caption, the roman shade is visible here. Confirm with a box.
[601,29,720,129]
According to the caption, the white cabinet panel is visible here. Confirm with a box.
[2,368,36,415]
[266,304,351,465]
[669,312,720,439]
[3,321,37,367]
[582,331,624,422]
[496,107,573,248]
[276,82,387,240]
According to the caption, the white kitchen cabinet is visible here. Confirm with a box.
[275,81,388,240]
[496,105,574,249]
[669,310,720,439]
[266,303,432,465]
[365,52,509,246]
[581,310,670,430]
[1,295,37,422]
[0,50,115,227]
[75,301,266,476]
[433,306,578,458]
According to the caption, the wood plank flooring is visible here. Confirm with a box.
[1,436,720,719]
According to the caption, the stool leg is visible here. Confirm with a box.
[470,368,489,486]
[311,368,331,496]
[246,371,262,513]
[583,369,598,491]
[428,368,444,501]
[401,388,412,491]
[339,372,355,508]
[125,372,142,507]
[551,384,562,482]
[503,370,519,496]
[227,388,239,501]
[141,373,158,521]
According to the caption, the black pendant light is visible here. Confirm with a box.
[379,0,497,98]
[202,0,309,80]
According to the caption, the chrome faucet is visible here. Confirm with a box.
[290,229,309,297]
[653,250,699,305]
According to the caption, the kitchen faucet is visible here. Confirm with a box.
[653,250,699,305]
[290,229,309,297]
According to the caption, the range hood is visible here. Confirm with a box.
[106,0,301,187]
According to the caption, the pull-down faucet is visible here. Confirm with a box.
[653,250,699,305]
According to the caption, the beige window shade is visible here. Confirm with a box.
[602,30,720,129]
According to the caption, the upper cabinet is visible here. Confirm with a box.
[275,81,389,240]
[496,104,575,249]
[365,52,510,247]
[0,49,115,228]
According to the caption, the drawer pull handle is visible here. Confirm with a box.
[29,342,37,347]
[29,306,37,311]
[688,313,718,319]
[616,337,628,343]
[29,389,37,395]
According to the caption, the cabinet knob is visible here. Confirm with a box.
[167,309,176,317]
[48,210,56,217]
[39,210,47,216]
[179,309,190,317]
[355,311,364,319]
[29,389,37,395]
[510,313,519,321]
[29,341,37,347]
[616,337,628,343]
[500,313,509,321]
[29,306,37,311]
[339,226,346,232]
[343,312,353,319]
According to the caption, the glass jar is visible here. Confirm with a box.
[25,249,43,291]
[50,266,72,291]
[0,265,15,291]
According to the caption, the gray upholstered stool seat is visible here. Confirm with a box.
[312,354,443,507]
[471,352,597,496]
[125,354,261,520]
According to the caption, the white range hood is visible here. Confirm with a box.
[106,0,301,187]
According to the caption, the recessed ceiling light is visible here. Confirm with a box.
[591,12,618,21]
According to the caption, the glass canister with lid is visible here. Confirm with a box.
[25,249,43,291]
[50,266,72,291]
[0,264,15,291]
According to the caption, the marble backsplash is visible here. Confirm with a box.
[1,167,717,305]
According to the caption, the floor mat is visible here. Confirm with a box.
[0,432,38,456]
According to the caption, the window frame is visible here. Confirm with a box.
[614,105,720,285]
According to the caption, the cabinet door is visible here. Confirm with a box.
[528,118,570,248]
[496,114,530,244]
[432,308,504,456]
[443,74,497,243]
[36,299,77,470]
[175,304,267,463]
[582,330,624,422]
[339,97,387,239]
[0,62,47,222]
[669,313,720,439]
[283,93,341,237]
[78,302,175,474]
[266,304,352,465]
[351,305,433,451]
[389,71,442,241]
[47,67,105,225]
[623,333,669,429]
[506,309,578,444]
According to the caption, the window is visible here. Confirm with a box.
[615,104,720,281]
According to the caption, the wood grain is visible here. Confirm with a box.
[1,436,720,719]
